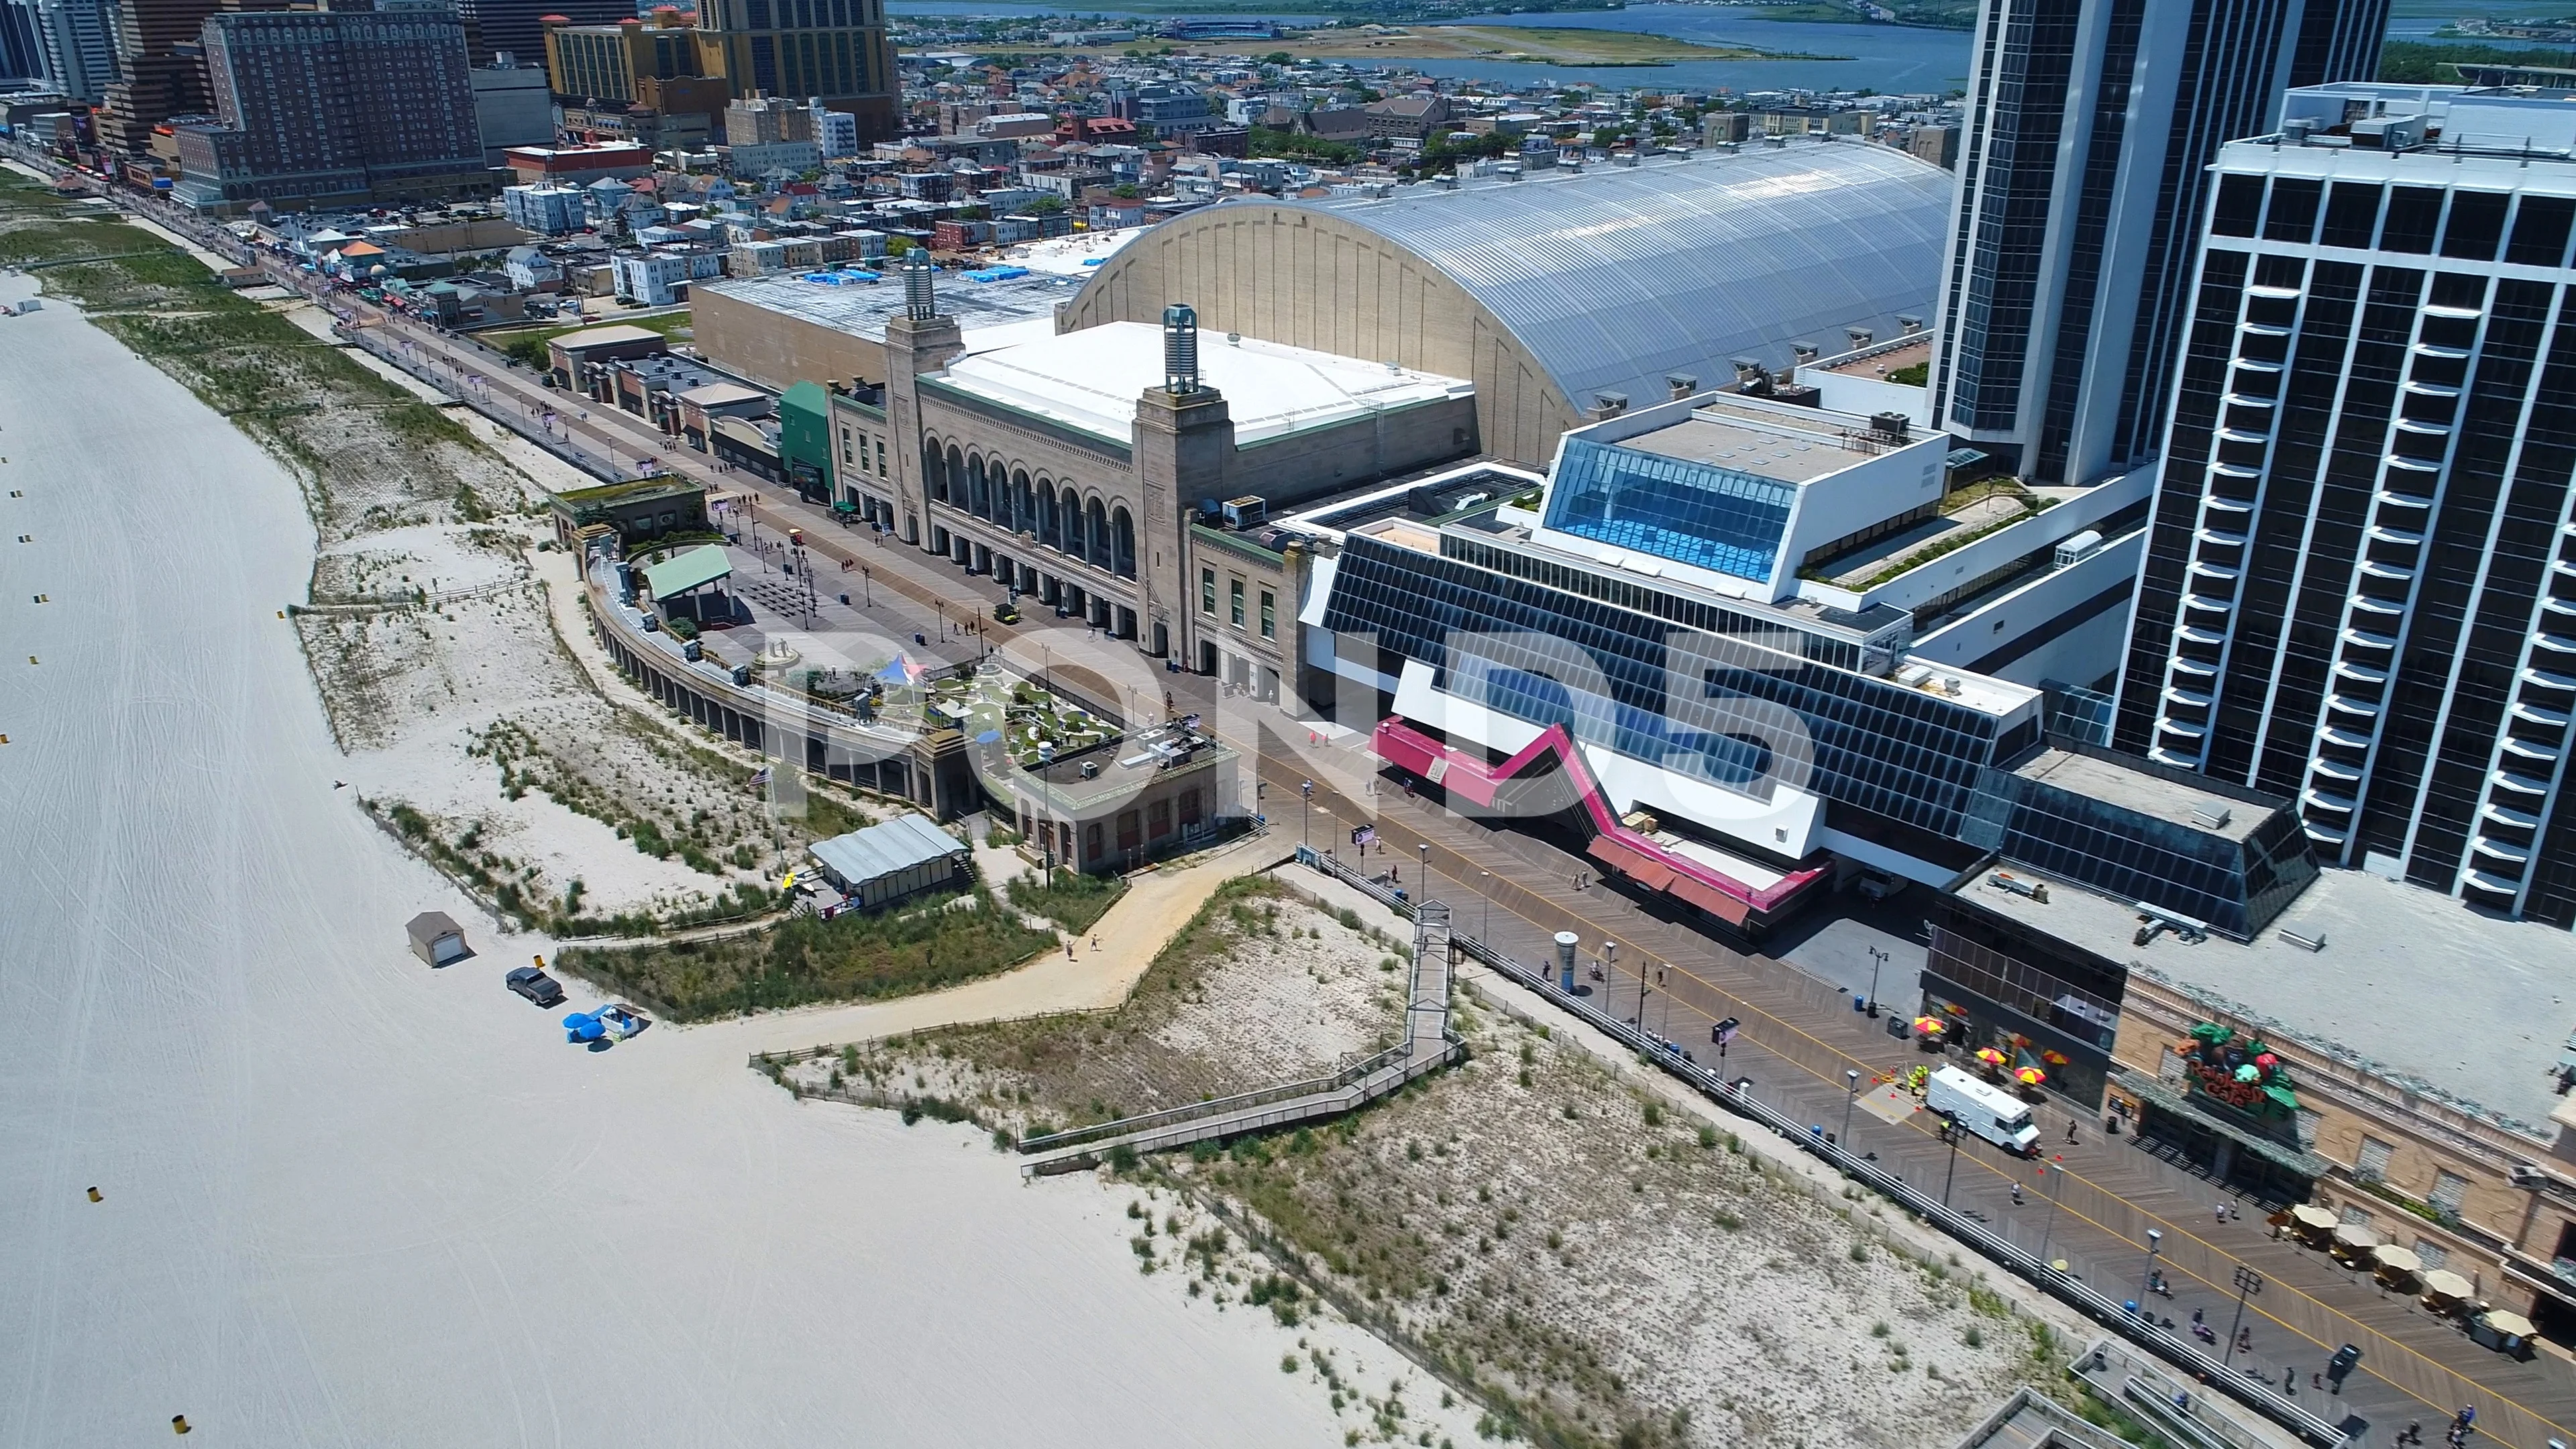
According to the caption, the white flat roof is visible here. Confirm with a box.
[935,322,1474,445]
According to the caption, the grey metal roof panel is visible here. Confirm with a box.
[1283,145,1951,421]
[808,813,965,886]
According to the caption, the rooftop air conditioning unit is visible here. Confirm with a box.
[1221,494,1266,529]
[2510,1164,2548,1189]
[2189,800,2233,831]
[1869,411,1909,440]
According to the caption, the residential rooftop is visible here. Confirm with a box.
[698,268,1079,352]
[1962,863,2576,1135]
[934,321,1474,445]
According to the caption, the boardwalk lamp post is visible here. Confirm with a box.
[1865,945,1888,1018]
[1301,780,1312,850]
[2222,1267,2263,1370]
[1939,1115,1964,1205]
[1841,1069,1860,1145]
[2039,1157,2064,1265]
[1418,841,1429,890]
[2135,1228,2163,1313]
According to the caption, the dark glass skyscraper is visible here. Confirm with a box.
[1929,0,2389,485]
[2117,85,2576,927]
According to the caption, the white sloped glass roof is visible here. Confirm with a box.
[1289,144,1953,415]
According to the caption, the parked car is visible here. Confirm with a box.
[506,966,566,1007]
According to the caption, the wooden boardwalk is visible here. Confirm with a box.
[1265,755,2576,1449]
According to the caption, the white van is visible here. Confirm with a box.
[1925,1065,2041,1157]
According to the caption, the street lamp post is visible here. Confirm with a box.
[1417,841,1429,895]
[1301,780,1312,851]
[2136,1228,2163,1312]
[1939,1116,1964,1205]
[1866,945,1888,1018]
[1479,870,1491,943]
[2038,1156,2064,1266]
[2222,1267,2263,1371]
[1841,1069,1860,1146]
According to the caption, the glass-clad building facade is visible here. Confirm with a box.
[1543,437,1794,584]
[1325,525,2317,937]
[2116,92,2576,926]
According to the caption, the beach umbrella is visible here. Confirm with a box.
[2483,1311,2536,1338]
[2041,1049,2070,1066]
[1976,1047,2008,1067]
[1913,1016,1945,1036]
[2421,1269,2475,1299]
[2017,1066,2046,1085]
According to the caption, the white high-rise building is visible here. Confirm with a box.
[1928,0,2387,485]
[2117,83,2576,926]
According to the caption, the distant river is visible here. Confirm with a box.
[889,3,2461,95]
[888,2,1972,93]
[1411,7,1971,94]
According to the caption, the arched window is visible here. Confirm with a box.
[1111,505,1136,580]
[1010,468,1031,533]
[1037,480,1059,550]
[967,455,989,519]
[945,445,965,508]
[922,440,946,502]
[1061,485,1085,557]
[1084,497,1109,570]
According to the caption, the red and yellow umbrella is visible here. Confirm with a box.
[1913,1016,1946,1036]
[2016,1065,2047,1086]
[1975,1047,2009,1067]
[2041,1049,2070,1067]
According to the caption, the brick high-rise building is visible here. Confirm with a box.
[172,0,490,213]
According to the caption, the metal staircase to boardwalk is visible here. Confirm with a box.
[1017,902,1462,1176]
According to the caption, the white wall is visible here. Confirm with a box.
[1908,527,2143,686]
[1773,436,1947,587]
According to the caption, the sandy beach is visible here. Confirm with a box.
[0,271,1434,1446]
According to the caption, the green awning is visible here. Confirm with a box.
[2116,1071,2331,1179]
[642,545,732,602]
